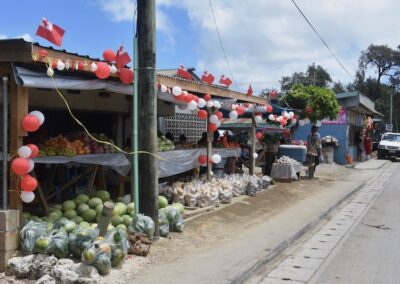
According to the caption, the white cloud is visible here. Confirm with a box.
[0,33,32,42]
[98,0,400,93]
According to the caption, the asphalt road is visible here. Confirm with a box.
[314,163,400,284]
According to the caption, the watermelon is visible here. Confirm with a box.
[77,204,90,215]
[62,200,76,212]
[82,209,96,223]
[158,196,168,209]
[63,210,77,220]
[88,197,103,209]
[94,190,110,202]
[75,194,90,205]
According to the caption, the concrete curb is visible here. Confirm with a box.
[232,164,389,284]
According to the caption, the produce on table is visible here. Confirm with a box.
[62,200,76,212]
[75,194,90,205]
[82,209,97,223]
[94,190,111,202]
[113,202,127,216]
[77,203,90,215]
[88,197,103,209]
[39,132,117,157]
[111,215,123,227]
[63,209,77,220]
[126,202,135,215]
[158,136,175,152]
[121,215,132,227]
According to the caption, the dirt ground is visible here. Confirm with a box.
[103,163,350,283]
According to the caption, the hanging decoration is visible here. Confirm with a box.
[20,174,38,192]
[11,158,30,175]
[160,84,168,93]
[198,98,206,108]
[198,155,208,165]
[254,115,263,123]
[208,123,218,132]
[20,191,35,203]
[197,110,208,120]
[172,86,183,96]
[29,111,45,125]
[256,132,263,140]
[211,154,222,164]
[229,110,238,120]
[22,115,40,132]
[119,68,133,84]
[103,49,116,62]
[17,146,32,159]
[27,144,39,159]
[187,100,198,111]
[95,62,111,79]
[209,114,219,124]
[203,94,211,101]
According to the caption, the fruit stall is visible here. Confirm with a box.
[0,39,274,278]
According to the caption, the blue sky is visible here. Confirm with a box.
[0,0,198,70]
[2,0,400,93]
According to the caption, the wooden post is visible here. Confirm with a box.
[249,116,256,175]
[98,201,114,237]
[207,133,213,181]
[137,0,159,236]
[9,84,28,214]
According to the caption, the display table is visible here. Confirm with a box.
[158,148,241,178]
[270,161,302,181]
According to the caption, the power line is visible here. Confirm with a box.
[208,0,241,91]
[290,0,353,80]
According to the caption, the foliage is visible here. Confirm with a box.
[281,63,332,92]
[283,85,339,123]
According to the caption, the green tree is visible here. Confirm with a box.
[332,80,346,94]
[282,85,339,123]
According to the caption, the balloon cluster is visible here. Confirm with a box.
[40,48,133,85]
[11,111,44,203]
[267,110,297,128]
[197,153,222,165]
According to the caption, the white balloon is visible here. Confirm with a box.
[229,110,238,120]
[56,60,65,71]
[231,104,237,110]
[206,101,214,108]
[292,118,297,125]
[255,115,263,123]
[110,65,118,74]
[198,98,206,108]
[214,101,221,109]
[160,84,168,93]
[65,60,70,70]
[268,114,275,121]
[211,154,221,164]
[29,111,45,125]
[20,191,35,203]
[18,146,32,159]
[47,67,54,77]
[304,118,311,124]
[90,62,97,72]
[279,125,284,129]
[277,116,283,122]
[183,91,188,95]
[298,119,305,126]
[253,153,258,159]
[188,100,198,111]
[172,86,182,96]
[27,159,34,173]
[316,120,322,127]
[281,110,287,116]
[288,111,294,118]
[209,114,219,124]
[215,120,221,127]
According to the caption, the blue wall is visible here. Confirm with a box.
[294,124,349,165]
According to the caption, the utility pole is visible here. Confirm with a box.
[137,0,159,236]
[390,87,394,126]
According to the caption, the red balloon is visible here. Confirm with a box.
[38,49,48,58]
[244,102,249,108]
[236,106,245,115]
[95,62,111,79]
[198,155,208,165]
[20,174,38,192]
[203,94,212,101]
[184,94,193,103]
[120,68,134,84]
[51,60,57,69]
[103,49,116,62]
[215,111,223,120]
[280,120,287,126]
[22,115,40,132]
[256,132,263,140]
[208,123,218,132]
[266,104,273,113]
[192,95,199,103]
[27,144,39,159]
[11,158,30,175]
[176,94,186,101]
[78,62,85,70]
[198,110,208,119]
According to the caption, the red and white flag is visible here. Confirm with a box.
[201,71,215,85]
[246,85,253,97]
[177,64,192,80]
[219,75,232,87]
[35,18,65,47]
[115,46,132,68]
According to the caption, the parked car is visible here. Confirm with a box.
[377,132,400,159]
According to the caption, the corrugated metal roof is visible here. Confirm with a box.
[336,91,358,99]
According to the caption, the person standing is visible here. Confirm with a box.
[307,125,322,176]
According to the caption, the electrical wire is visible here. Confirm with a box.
[290,0,353,80]
[208,0,241,91]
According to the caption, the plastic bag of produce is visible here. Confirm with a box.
[197,182,219,208]
[172,182,185,204]
[246,181,258,197]
[261,175,272,189]
[183,182,199,207]
[158,209,170,237]
[164,206,185,232]
[19,221,48,254]
[105,229,129,267]
[82,239,112,275]
[48,228,69,258]
[128,214,155,239]
[68,227,99,258]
